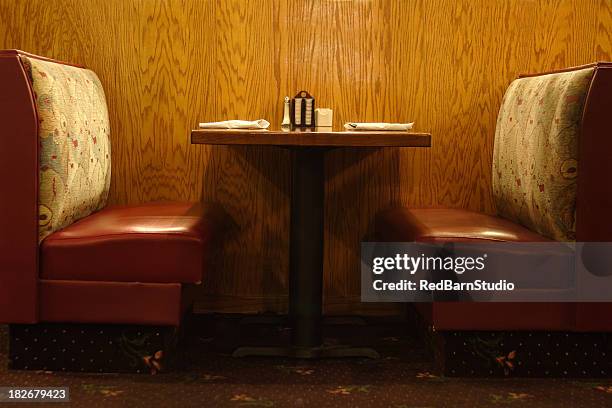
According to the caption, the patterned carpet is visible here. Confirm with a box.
[1,316,612,408]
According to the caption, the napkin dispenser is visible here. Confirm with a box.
[291,90,315,128]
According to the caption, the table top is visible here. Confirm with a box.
[190,128,431,148]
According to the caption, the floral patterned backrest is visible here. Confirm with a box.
[20,56,111,242]
[492,67,595,241]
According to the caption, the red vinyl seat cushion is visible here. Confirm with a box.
[376,208,550,243]
[41,201,217,284]
[376,208,565,330]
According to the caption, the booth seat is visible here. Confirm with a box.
[376,62,612,333]
[0,50,221,372]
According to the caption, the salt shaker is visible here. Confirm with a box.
[281,96,291,129]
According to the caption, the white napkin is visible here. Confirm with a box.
[344,122,414,131]
[198,119,270,129]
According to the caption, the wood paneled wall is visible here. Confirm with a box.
[1,0,610,314]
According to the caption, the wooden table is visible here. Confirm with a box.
[191,128,431,358]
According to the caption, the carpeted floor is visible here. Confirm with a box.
[1,317,612,408]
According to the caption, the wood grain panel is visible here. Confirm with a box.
[1,0,610,315]
[203,0,291,308]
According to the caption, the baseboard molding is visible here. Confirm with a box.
[193,295,404,316]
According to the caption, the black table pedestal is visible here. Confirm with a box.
[233,148,379,359]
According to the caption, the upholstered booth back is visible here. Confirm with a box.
[20,56,111,242]
[492,67,595,241]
